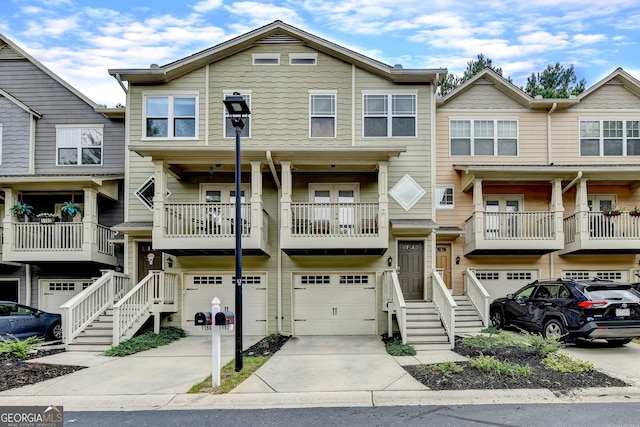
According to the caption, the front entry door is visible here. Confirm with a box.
[398,241,424,300]
[137,242,162,282]
[436,244,451,289]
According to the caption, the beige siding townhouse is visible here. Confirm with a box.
[436,68,640,309]
[98,21,467,350]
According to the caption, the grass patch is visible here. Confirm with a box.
[103,326,186,356]
[0,335,43,360]
[189,356,269,394]
[542,351,594,373]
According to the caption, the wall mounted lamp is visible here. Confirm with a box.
[166,257,174,268]
[387,256,393,267]
[455,256,461,265]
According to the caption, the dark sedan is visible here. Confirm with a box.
[0,301,62,341]
[490,278,640,346]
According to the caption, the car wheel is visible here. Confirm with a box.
[490,310,503,329]
[542,318,565,339]
[47,322,62,341]
[606,338,632,347]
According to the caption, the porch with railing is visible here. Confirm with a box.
[561,211,640,254]
[464,211,564,255]
[153,202,270,255]
[2,222,117,264]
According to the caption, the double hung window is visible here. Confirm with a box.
[580,120,640,156]
[310,93,336,138]
[56,125,103,165]
[145,95,197,138]
[363,93,416,137]
[450,119,518,156]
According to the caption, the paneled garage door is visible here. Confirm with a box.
[293,273,376,335]
[40,280,93,314]
[184,273,267,336]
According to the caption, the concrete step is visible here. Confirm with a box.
[67,343,111,352]
[74,334,113,344]
[413,343,452,352]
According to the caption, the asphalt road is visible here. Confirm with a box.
[65,403,640,426]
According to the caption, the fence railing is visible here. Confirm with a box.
[432,269,456,349]
[483,211,555,240]
[164,203,251,237]
[13,222,83,251]
[463,268,490,327]
[290,203,379,237]
[383,270,407,343]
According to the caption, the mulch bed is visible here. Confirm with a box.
[404,336,629,391]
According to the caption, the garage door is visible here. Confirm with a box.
[474,270,538,302]
[293,273,376,335]
[40,280,92,314]
[184,273,267,336]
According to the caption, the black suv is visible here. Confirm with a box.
[490,278,640,346]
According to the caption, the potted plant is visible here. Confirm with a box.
[9,201,34,220]
[60,201,84,220]
[602,206,624,217]
[36,212,59,224]
[630,207,640,217]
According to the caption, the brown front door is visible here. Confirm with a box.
[436,244,452,289]
[398,241,424,300]
[137,242,162,282]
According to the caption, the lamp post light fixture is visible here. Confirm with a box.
[223,93,250,373]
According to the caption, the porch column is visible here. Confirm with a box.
[377,161,389,236]
[250,161,262,239]
[280,161,292,237]
[473,178,484,242]
[550,178,564,239]
[82,187,99,254]
[575,178,590,241]
[1,188,14,254]
[152,160,167,242]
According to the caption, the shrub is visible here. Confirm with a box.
[0,335,43,360]
[469,353,532,377]
[386,342,417,356]
[431,360,464,377]
[103,326,186,357]
[542,351,594,373]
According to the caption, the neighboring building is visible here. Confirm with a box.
[0,34,125,314]
[436,68,640,300]
[107,21,453,346]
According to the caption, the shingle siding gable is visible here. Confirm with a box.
[0,96,30,172]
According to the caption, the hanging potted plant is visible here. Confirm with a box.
[9,201,34,221]
[602,206,624,217]
[60,201,84,220]
[630,207,640,217]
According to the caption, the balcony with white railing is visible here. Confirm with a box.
[1,221,117,265]
[281,202,388,255]
[464,211,564,255]
[152,202,270,256]
[561,211,640,254]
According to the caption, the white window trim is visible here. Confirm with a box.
[223,90,252,139]
[579,118,640,157]
[436,185,455,209]
[362,91,418,138]
[199,183,251,203]
[135,176,172,211]
[309,90,337,139]
[290,52,317,65]
[0,123,3,165]
[449,118,519,156]
[142,92,199,141]
[252,53,280,65]
[55,124,104,166]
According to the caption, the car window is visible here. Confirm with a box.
[585,288,639,303]
[14,305,36,316]
[534,285,557,299]
[0,304,12,316]
[514,285,535,299]
[558,286,570,299]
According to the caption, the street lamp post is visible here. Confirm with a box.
[223,93,251,372]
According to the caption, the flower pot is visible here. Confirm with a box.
[39,217,56,224]
[630,211,640,217]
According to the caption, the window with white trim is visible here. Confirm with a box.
[135,176,172,211]
[580,120,640,156]
[144,95,197,138]
[310,93,336,138]
[252,53,280,65]
[56,125,103,165]
[224,92,251,138]
[436,186,454,209]
[290,53,317,65]
[363,93,416,137]
[450,119,518,156]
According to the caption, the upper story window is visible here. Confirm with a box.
[290,53,317,65]
[580,120,640,156]
[450,119,518,156]
[310,92,336,138]
[363,93,416,137]
[144,95,197,139]
[56,125,103,165]
[252,53,280,65]
[436,186,454,209]
[224,92,251,138]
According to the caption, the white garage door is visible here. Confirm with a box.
[293,273,376,335]
[184,273,267,336]
[40,280,92,314]
[474,270,539,302]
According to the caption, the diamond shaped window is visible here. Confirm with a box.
[389,174,425,211]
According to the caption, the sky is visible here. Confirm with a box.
[2,0,639,107]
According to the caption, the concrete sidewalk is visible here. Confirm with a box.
[1,335,640,411]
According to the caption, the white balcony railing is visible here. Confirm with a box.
[10,222,116,256]
[290,202,379,237]
[482,211,555,240]
[164,203,251,237]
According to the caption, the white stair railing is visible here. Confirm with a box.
[383,270,407,343]
[432,269,457,349]
[463,268,490,327]
[60,270,129,349]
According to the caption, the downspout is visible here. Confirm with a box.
[25,264,32,306]
[563,171,582,194]
[547,102,557,165]
[352,64,356,146]
[114,73,128,94]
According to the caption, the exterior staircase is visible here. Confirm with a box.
[405,296,485,352]
[67,308,115,352]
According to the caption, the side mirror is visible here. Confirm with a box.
[506,293,514,300]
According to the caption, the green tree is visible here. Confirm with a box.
[523,63,586,98]
[438,54,512,96]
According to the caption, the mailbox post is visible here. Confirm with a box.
[211,297,221,387]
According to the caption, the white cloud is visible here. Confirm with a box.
[25,16,78,36]
[192,0,224,13]
[573,34,607,45]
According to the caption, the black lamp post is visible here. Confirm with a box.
[223,93,251,372]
